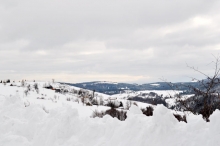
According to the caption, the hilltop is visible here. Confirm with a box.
[67,81,200,95]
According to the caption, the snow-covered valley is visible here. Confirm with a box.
[0,81,220,146]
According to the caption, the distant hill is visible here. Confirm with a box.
[63,81,200,95]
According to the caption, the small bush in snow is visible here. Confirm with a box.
[133,102,138,107]
[21,80,25,87]
[73,98,79,103]
[125,100,132,110]
[141,106,154,116]
[66,97,71,101]
[91,98,98,105]
[86,102,92,106]
[91,110,105,118]
[173,114,187,123]
[105,108,127,121]
[169,57,220,122]
[27,84,31,91]
[128,97,166,106]
[33,83,39,94]
[106,100,117,109]
[24,90,29,96]
[99,96,104,106]
[91,108,127,121]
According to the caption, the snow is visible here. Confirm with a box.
[139,90,182,97]
[112,90,182,100]
[150,83,160,86]
[0,82,220,146]
[165,94,194,107]
[94,81,118,84]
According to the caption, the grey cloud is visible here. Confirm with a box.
[0,0,217,47]
[0,0,220,83]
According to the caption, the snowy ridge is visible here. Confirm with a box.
[150,83,160,86]
[94,81,118,84]
[70,81,200,95]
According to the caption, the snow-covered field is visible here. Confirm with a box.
[113,90,182,99]
[0,81,220,146]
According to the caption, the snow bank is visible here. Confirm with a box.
[0,96,220,146]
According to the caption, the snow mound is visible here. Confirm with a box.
[1,96,220,146]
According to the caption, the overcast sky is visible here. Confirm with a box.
[0,0,220,84]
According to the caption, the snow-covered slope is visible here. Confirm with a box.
[0,81,149,117]
[0,82,110,117]
[0,81,220,146]
[112,90,181,99]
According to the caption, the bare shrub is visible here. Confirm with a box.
[105,108,127,121]
[33,83,39,94]
[73,89,78,94]
[86,102,92,106]
[27,84,31,91]
[21,80,25,87]
[118,110,127,121]
[80,93,90,105]
[125,100,132,110]
[91,109,127,121]
[128,97,167,106]
[91,104,127,121]
[141,106,154,116]
[99,96,104,106]
[168,56,220,122]
[133,102,138,106]
[91,98,98,105]
[24,90,29,96]
[66,97,71,101]
[173,114,187,123]
[106,100,117,108]
[74,98,79,103]
[81,96,85,105]
[91,110,105,118]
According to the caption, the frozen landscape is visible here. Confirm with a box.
[0,80,220,146]
[1,0,220,145]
